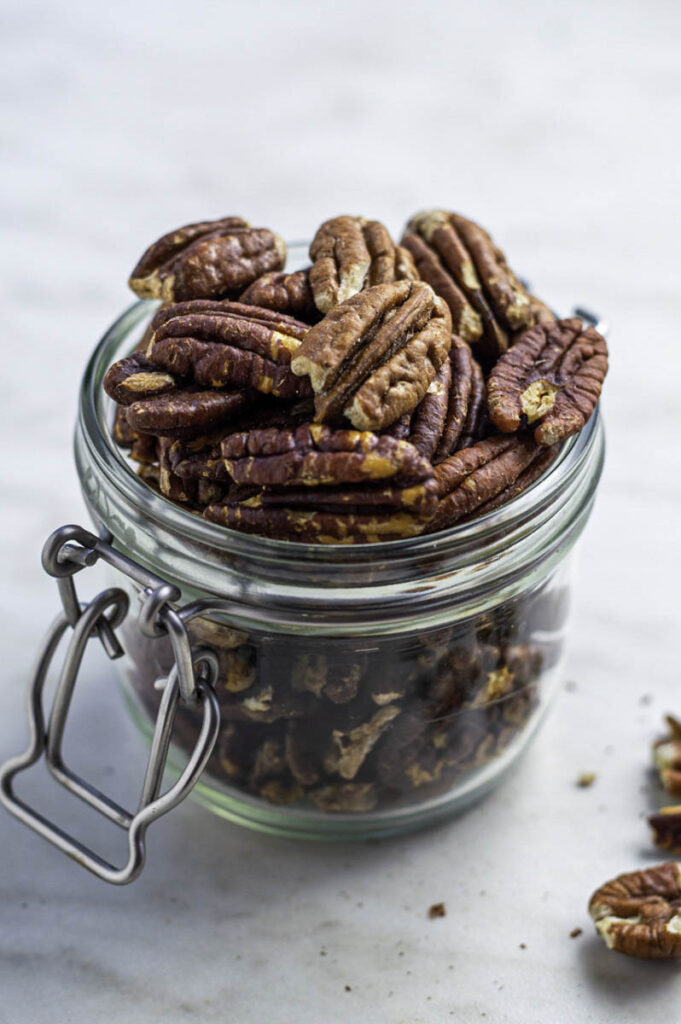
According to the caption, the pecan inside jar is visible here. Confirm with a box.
[487,317,608,445]
[309,215,419,313]
[129,216,286,302]
[290,280,452,431]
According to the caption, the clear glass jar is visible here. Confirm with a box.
[74,250,605,842]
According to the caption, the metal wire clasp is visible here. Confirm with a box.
[0,524,221,885]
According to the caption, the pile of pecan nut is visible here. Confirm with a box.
[105,212,609,543]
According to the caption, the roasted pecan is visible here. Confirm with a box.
[127,387,251,437]
[417,336,483,463]
[653,716,681,797]
[220,423,433,488]
[455,358,488,452]
[203,503,427,543]
[104,352,176,405]
[487,318,608,445]
[291,281,452,431]
[309,782,377,813]
[588,862,681,958]
[464,444,559,519]
[211,422,438,539]
[408,355,452,460]
[129,217,286,302]
[324,706,401,780]
[402,210,535,359]
[309,216,418,313]
[240,268,320,323]
[144,300,311,400]
[426,435,542,532]
[649,807,681,854]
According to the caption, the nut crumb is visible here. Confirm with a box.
[428,902,446,919]
[344,985,352,992]
[577,772,596,788]
[519,943,526,949]
[570,928,583,939]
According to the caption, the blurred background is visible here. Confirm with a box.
[1,1,680,1020]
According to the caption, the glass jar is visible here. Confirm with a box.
[70,262,605,843]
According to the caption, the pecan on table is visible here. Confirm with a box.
[240,268,320,323]
[426,434,545,532]
[308,215,418,314]
[204,424,437,542]
[128,217,286,302]
[143,299,311,400]
[653,715,681,797]
[487,318,608,445]
[401,210,536,359]
[290,280,452,431]
[649,807,681,855]
[588,862,681,958]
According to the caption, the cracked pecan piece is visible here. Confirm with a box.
[649,807,681,854]
[240,268,320,323]
[589,862,681,958]
[129,217,286,302]
[291,280,452,431]
[309,215,418,314]
[401,210,537,359]
[426,434,543,532]
[487,318,608,445]
[144,299,311,400]
[653,716,681,797]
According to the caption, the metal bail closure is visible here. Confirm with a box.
[0,524,221,885]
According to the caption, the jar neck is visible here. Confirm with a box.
[74,299,605,634]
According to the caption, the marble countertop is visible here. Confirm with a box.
[2,1,680,1020]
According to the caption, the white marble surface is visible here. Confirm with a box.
[1,0,681,1020]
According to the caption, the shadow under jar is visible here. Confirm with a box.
[75,249,605,842]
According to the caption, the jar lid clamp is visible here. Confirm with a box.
[0,524,221,885]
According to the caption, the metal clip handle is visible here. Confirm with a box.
[0,525,221,885]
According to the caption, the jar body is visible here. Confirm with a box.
[74,288,605,840]
[115,563,570,839]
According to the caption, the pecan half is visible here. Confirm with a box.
[649,807,681,854]
[487,318,608,445]
[402,210,535,359]
[588,862,681,958]
[144,300,311,400]
[653,716,681,797]
[455,358,488,452]
[309,216,418,313]
[125,387,251,438]
[104,352,176,405]
[203,424,436,541]
[408,355,452,460]
[464,444,559,519]
[291,281,452,431]
[220,424,433,488]
[240,268,320,323]
[129,217,286,302]
[203,503,427,544]
[426,434,542,532]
